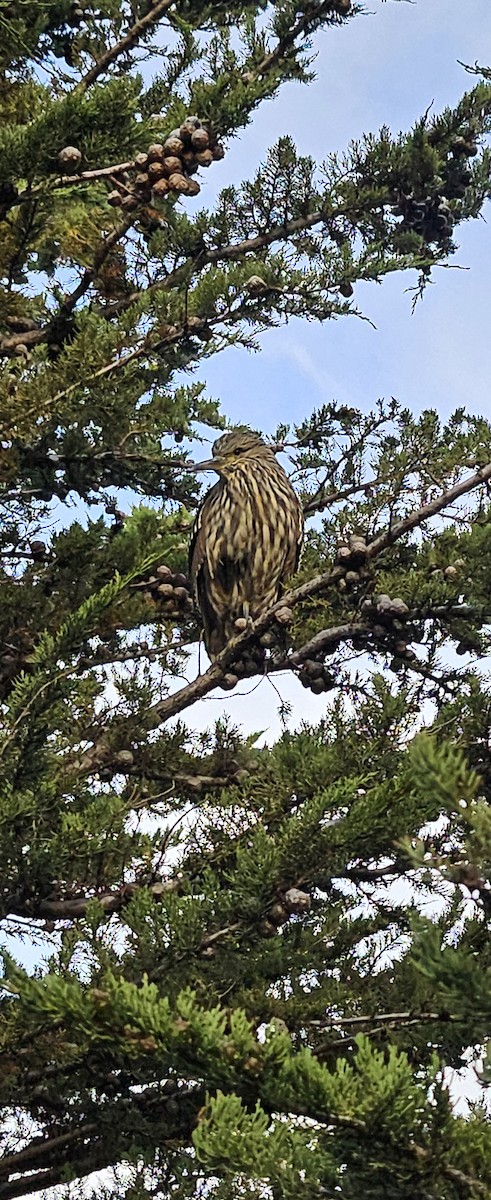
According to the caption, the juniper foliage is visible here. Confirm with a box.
[1,3,491,1198]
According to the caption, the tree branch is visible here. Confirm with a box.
[0,203,370,360]
[4,130,307,217]
[0,1083,204,1199]
[4,879,179,921]
[2,858,408,926]
[303,475,382,516]
[242,0,352,85]
[0,1165,72,1200]
[412,1149,490,1197]
[77,460,491,772]
[0,215,133,358]
[287,620,368,666]
[103,209,328,318]
[76,0,176,92]
[312,1009,460,1034]
[273,602,478,671]
[0,1123,98,1179]
[366,462,491,556]
[13,161,136,207]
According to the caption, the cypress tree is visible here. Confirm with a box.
[1,3,491,1197]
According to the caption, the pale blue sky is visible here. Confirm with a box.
[194,0,491,434]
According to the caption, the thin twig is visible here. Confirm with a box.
[303,475,382,516]
[13,161,135,207]
[312,1009,459,1033]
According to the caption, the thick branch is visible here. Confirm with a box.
[0,1123,98,1179]
[0,1166,71,1200]
[0,1075,206,1200]
[287,620,367,666]
[4,879,179,921]
[3,859,408,926]
[274,601,478,671]
[0,1086,203,1200]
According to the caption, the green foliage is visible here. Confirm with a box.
[1,3,491,1200]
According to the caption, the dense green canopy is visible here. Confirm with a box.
[2,3,491,1198]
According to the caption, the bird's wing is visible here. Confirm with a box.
[189,485,225,655]
[189,499,206,597]
[189,481,222,583]
[284,495,304,578]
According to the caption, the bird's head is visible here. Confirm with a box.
[192,429,275,476]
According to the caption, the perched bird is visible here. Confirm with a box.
[189,429,303,660]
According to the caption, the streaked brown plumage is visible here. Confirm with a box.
[189,430,303,659]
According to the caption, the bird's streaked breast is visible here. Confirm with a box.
[189,447,303,658]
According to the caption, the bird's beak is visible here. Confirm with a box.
[189,458,220,473]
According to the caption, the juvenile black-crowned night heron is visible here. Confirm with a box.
[189,430,303,660]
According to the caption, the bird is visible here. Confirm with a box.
[189,429,304,660]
